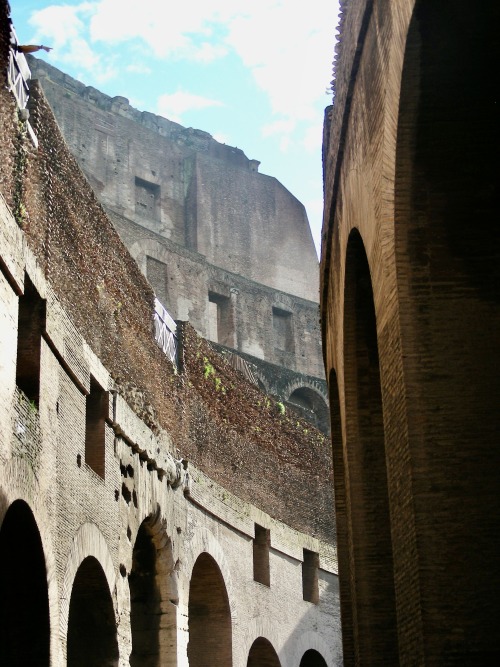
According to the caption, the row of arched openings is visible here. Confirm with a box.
[0,502,329,666]
[326,1,500,663]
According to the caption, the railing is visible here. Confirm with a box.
[154,298,178,367]
[7,25,38,147]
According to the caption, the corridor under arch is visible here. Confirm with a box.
[0,499,50,666]
[67,555,118,666]
[188,552,232,667]
[247,636,281,667]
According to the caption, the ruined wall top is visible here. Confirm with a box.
[28,56,320,303]
[0,3,334,541]
[27,56,251,166]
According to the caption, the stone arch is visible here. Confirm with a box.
[300,649,328,667]
[184,527,235,617]
[240,617,284,666]
[67,555,119,666]
[129,508,177,667]
[343,228,397,662]
[283,377,328,405]
[188,552,232,667]
[247,636,281,667]
[60,522,116,637]
[289,631,334,667]
[394,0,500,658]
[286,382,329,434]
[254,370,270,394]
[0,481,60,663]
[0,499,50,666]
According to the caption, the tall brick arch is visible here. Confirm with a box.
[0,498,51,666]
[183,528,235,666]
[241,618,284,666]
[188,552,233,667]
[247,636,281,667]
[283,379,329,433]
[0,485,60,663]
[321,0,500,663]
[60,522,117,657]
[129,509,178,667]
[287,630,334,667]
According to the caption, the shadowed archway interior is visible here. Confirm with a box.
[0,499,50,666]
[188,552,232,667]
[300,648,328,667]
[247,636,281,667]
[67,556,118,667]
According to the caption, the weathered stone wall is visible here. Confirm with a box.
[108,209,325,380]
[321,0,500,664]
[14,82,333,542]
[0,4,340,664]
[27,57,323,383]
[0,1,334,542]
[0,198,341,665]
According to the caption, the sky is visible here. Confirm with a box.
[11,0,340,257]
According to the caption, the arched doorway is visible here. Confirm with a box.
[67,556,118,666]
[0,500,50,666]
[343,229,397,662]
[288,387,329,434]
[129,515,177,667]
[247,636,281,667]
[300,649,328,667]
[188,552,232,667]
[395,1,500,659]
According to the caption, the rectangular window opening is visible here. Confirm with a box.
[253,524,270,586]
[85,376,109,479]
[302,548,319,603]
[135,177,160,220]
[272,307,294,353]
[208,292,233,346]
[146,256,169,308]
[16,274,46,405]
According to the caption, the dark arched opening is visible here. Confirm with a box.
[188,552,232,667]
[67,556,118,667]
[130,515,177,667]
[395,1,500,661]
[343,229,397,662]
[247,636,281,667]
[300,649,328,667]
[0,500,50,666]
[288,387,330,434]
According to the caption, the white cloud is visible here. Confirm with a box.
[262,119,295,138]
[27,1,339,122]
[302,124,323,153]
[190,42,228,64]
[157,91,224,124]
[126,63,152,75]
[29,2,95,48]
[88,0,230,60]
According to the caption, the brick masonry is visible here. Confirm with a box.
[0,2,341,664]
[27,56,327,419]
[321,0,500,664]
